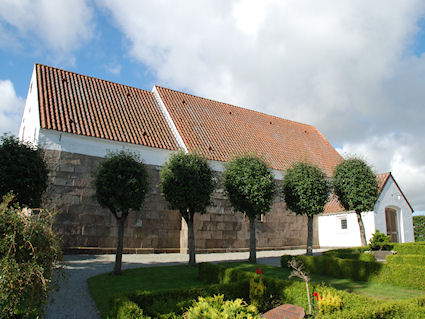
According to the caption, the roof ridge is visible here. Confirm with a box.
[35,63,152,94]
[155,85,314,128]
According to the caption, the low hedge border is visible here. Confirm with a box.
[281,254,425,290]
[393,242,425,255]
[386,254,425,266]
[322,248,375,262]
[281,255,382,282]
[108,280,251,318]
[109,262,425,318]
[200,262,425,318]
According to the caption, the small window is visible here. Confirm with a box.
[340,218,347,230]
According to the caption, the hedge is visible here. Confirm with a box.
[281,255,381,282]
[108,281,250,318]
[393,242,425,255]
[386,254,425,266]
[200,263,425,318]
[109,263,425,318]
[281,254,425,290]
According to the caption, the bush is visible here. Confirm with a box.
[110,297,150,319]
[0,193,62,318]
[281,255,382,281]
[282,253,425,290]
[0,135,48,207]
[317,291,343,314]
[368,230,393,251]
[322,248,375,262]
[386,254,425,266]
[414,216,425,242]
[185,295,260,319]
[393,242,425,255]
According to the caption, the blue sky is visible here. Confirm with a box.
[1,0,425,215]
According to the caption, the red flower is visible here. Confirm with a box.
[255,267,262,275]
[312,292,320,301]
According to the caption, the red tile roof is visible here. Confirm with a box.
[323,172,404,214]
[155,86,343,175]
[36,64,179,150]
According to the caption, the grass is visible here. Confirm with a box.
[221,262,425,301]
[87,265,209,318]
[88,262,425,318]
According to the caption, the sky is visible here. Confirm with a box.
[1,0,425,215]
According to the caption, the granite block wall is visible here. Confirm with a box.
[42,150,315,253]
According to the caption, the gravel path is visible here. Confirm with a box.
[45,249,329,318]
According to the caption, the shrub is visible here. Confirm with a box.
[0,134,48,207]
[317,291,343,314]
[393,242,425,255]
[414,216,425,242]
[249,276,267,311]
[369,230,393,251]
[281,255,382,282]
[110,297,150,319]
[185,295,260,319]
[0,193,62,318]
[386,254,425,266]
[322,248,375,262]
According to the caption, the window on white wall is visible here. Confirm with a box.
[340,217,347,230]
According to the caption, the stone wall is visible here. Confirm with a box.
[43,150,316,253]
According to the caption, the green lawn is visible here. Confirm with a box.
[222,262,425,301]
[87,265,209,318]
[88,262,425,318]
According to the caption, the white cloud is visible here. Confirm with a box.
[0,0,94,55]
[0,79,25,136]
[96,0,425,210]
[337,133,425,211]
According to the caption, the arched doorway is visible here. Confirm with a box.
[385,207,399,242]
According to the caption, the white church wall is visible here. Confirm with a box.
[38,129,175,166]
[318,211,375,247]
[374,176,414,243]
[18,66,40,145]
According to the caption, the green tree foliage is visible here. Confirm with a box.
[369,230,392,251]
[223,155,275,263]
[283,162,331,255]
[333,158,378,246]
[160,151,215,267]
[413,216,425,242]
[0,193,62,318]
[185,295,260,319]
[0,135,48,207]
[93,151,149,275]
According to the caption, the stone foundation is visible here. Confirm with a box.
[43,150,317,253]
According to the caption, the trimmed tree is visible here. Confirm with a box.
[333,158,378,246]
[160,151,215,267]
[222,155,275,264]
[282,162,331,255]
[93,151,149,275]
[0,135,48,207]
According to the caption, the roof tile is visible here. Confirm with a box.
[155,86,343,175]
[36,64,179,151]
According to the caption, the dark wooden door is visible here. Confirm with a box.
[385,208,398,243]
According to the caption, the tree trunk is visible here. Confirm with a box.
[306,279,312,315]
[187,212,196,267]
[356,211,367,247]
[113,216,126,275]
[249,216,256,264]
[306,215,314,256]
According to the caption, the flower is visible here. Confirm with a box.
[312,292,321,301]
[255,267,262,275]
